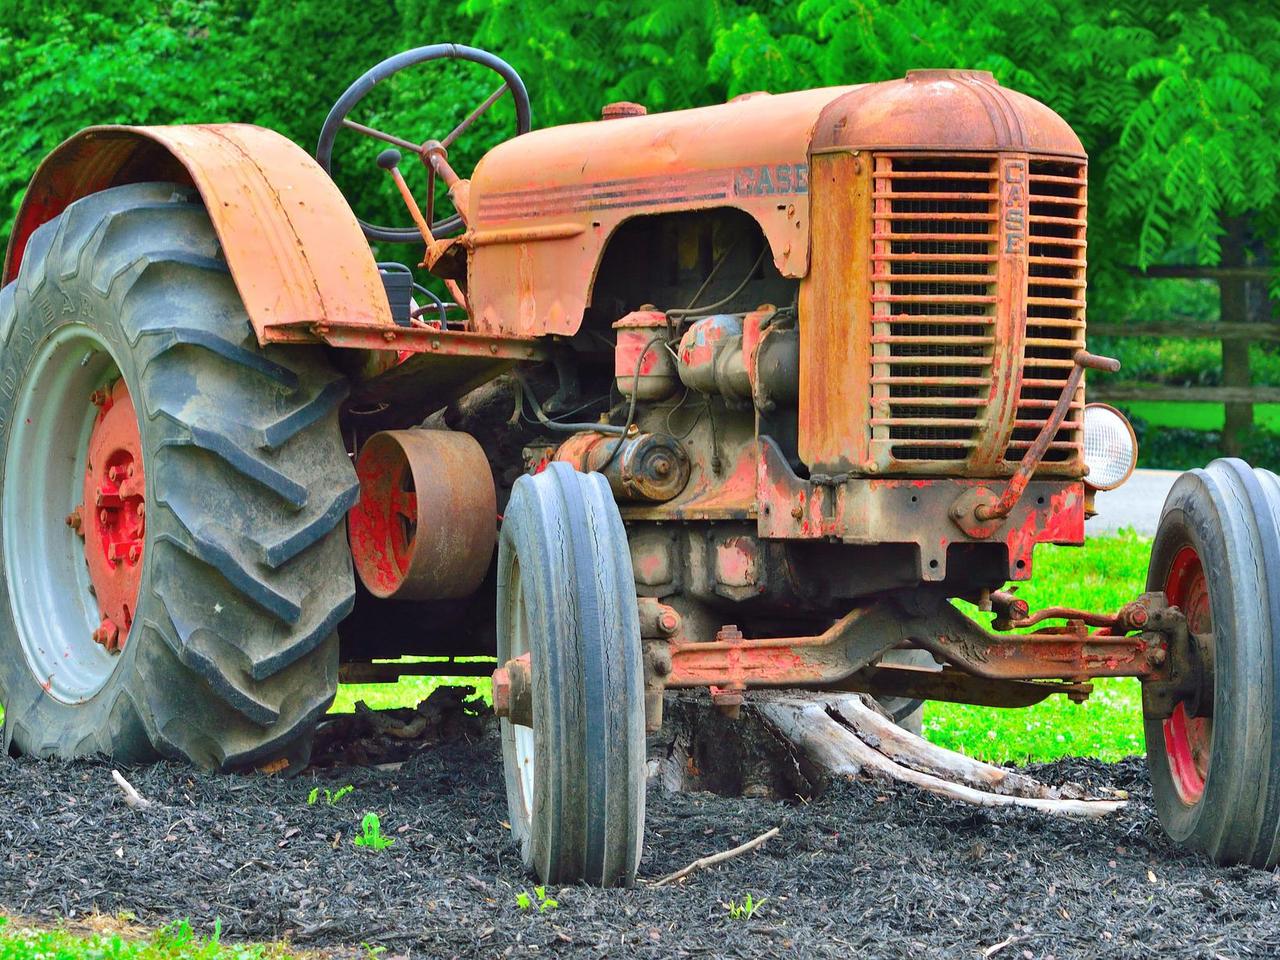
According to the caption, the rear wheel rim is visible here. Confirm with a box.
[1161,544,1213,805]
[3,326,144,703]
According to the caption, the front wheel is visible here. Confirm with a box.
[496,463,645,886]
[1144,458,1280,867]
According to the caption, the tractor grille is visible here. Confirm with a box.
[1006,158,1087,464]
[868,153,1087,473]
[870,154,998,463]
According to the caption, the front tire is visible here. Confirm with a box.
[496,463,646,886]
[0,182,359,771]
[1144,458,1280,867]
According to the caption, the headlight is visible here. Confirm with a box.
[1083,403,1137,491]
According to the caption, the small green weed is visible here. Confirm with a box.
[352,812,395,850]
[726,893,767,920]
[307,784,353,806]
[514,886,559,913]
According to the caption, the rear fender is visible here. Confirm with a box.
[3,124,392,340]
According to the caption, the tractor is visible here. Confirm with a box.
[1,44,1277,888]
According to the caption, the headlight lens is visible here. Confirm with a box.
[1083,403,1137,491]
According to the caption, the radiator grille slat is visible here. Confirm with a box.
[1007,158,1087,463]
[871,155,998,461]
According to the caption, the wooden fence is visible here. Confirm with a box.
[1088,322,1280,408]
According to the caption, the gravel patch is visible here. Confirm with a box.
[3,709,1279,958]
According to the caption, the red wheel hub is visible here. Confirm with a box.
[1161,545,1213,804]
[79,379,145,653]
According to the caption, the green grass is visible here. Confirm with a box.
[1123,400,1280,433]
[924,530,1152,764]
[0,916,304,960]
[330,658,492,714]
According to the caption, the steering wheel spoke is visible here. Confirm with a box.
[341,119,425,156]
[316,45,532,244]
[442,83,510,149]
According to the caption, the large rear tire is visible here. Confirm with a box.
[1144,458,1280,867]
[0,182,358,771]
[496,463,646,886]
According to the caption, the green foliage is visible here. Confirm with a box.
[514,886,558,913]
[306,784,353,806]
[726,893,767,920]
[0,914,301,960]
[352,812,395,850]
[2,0,1277,309]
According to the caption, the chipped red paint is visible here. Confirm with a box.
[678,314,737,371]
[755,438,1084,581]
[348,430,496,600]
[714,537,759,588]
[83,379,145,654]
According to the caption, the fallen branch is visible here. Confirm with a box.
[826,695,1080,799]
[756,696,1124,818]
[653,826,780,887]
[111,769,153,811]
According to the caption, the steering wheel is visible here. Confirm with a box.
[316,44,532,244]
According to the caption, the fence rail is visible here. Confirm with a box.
[1086,322,1274,454]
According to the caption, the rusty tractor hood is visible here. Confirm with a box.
[464,70,1082,337]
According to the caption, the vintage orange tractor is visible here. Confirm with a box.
[2,45,1277,886]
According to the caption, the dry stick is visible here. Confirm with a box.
[653,826,781,887]
[111,769,153,810]
[982,935,1019,958]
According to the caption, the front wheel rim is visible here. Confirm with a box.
[506,557,535,822]
[3,325,144,703]
[1161,544,1213,805]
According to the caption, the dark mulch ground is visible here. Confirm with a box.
[3,700,1280,960]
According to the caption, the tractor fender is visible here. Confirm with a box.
[3,124,391,341]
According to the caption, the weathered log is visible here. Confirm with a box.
[649,691,1124,818]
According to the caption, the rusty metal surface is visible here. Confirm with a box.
[798,76,1089,482]
[756,438,1084,582]
[347,429,497,600]
[465,86,860,336]
[4,125,392,340]
[811,70,1085,157]
[838,663,1091,709]
[552,431,691,503]
[659,592,1162,693]
[270,320,547,358]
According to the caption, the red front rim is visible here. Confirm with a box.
[81,378,145,653]
[1161,544,1213,805]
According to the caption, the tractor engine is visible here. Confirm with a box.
[418,68,1096,649]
